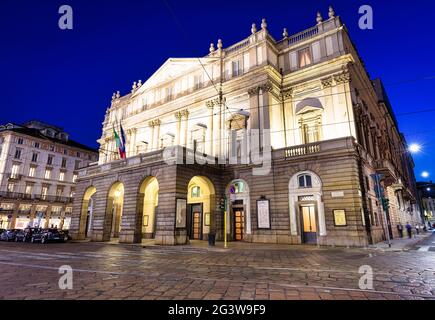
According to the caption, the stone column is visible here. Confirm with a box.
[174,111,182,146]
[148,121,155,151]
[119,179,142,243]
[212,101,221,158]
[44,205,52,228]
[248,87,260,153]
[179,110,189,147]
[206,102,214,155]
[29,204,36,228]
[153,119,161,150]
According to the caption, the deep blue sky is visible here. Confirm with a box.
[1,0,434,181]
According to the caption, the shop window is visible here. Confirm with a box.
[298,175,312,188]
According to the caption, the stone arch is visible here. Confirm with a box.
[187,176,216,240]
[103,181,125,241]
[137,176,160,239]
[78,186,96,239]
[288,170,326,244]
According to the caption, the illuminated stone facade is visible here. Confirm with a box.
[70,9,421,247]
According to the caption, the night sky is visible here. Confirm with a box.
[1,0,434,181]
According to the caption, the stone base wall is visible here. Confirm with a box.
[70,141,394,248]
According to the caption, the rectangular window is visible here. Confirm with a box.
[61,158,67,168]
[7,183,14,192]
[41,186,48,199]
[34,142,40,149]
[194,74,203,90]
[75,160,81,170]
[56,188,63,197]
[165,87,173,101]
[59,171,65,181]
[14,148,22,159]
[31,152,38,163]
[17,138,24,145]
[11,164,20,178]
[298,48,312,68]
[76,152,81,158]
[29,166,36,177]
[232,60,241,77]
[44,169,51,180]
[25,185,33,195]
[72,174,78,183]
[47,155,54,165]
[64,148,68,155]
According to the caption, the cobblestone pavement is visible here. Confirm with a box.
[0,235,434,300]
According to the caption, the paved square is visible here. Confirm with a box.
[0,236,434,300]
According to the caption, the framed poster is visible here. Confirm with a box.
[257,199,271,229]
[175,198,187,229]
[333,209,347,227]
[204,213,210,226]
[143,215,149,227]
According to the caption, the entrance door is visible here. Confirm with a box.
[234,209,245,241]
[190,204,202,240]
[301,204,317,244]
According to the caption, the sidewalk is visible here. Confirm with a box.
[369,231,433,252]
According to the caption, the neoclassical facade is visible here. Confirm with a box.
[70,8,421,247]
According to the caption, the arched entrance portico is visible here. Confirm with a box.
[137,176,159,239]
[289,171,326,245]
[187,176,216,241]
[104,182,124,241]
[226,179,250,241]
[79,186,96,239]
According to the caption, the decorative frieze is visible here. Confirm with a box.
[321,76,334,88]
[334,72,351,84]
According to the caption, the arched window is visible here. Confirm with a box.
[298,174,312,188]
[191,186,201,198]
[234,181,245,193]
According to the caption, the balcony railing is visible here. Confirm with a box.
[0,192,72,204]
[287,25,319,45]
[284,142,321,158]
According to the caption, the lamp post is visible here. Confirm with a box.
[371,173,392,248]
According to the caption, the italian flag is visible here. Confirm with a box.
[113,123,126,159]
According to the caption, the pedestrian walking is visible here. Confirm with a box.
[415,224,420,235]
[397,223,403,238]
[406,222,412,239]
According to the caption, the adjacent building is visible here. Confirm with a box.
[70,7,421,247]
[0,121,98,230]
[417,181,435,227]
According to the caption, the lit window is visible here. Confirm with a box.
[41,186,48,199]
[59,172,65,182]
[25,185,33,195]
[29,166,36,177]
[234,181,245,194]
[298,48,312,68]
[44,169,51,180]
[191,186,201,198]
[72,174,78,183]
[11,164,20,178]
[298,175,313,188]
[7,183,14,192]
